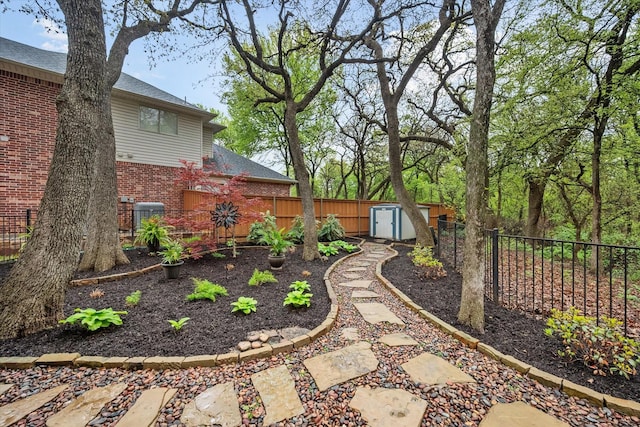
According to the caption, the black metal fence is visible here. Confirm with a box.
[437,219,640,336]
[0,210,35,261]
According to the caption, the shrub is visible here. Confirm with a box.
[248,269,278,286]
[167,317,190,332]
[284,290,313,308]
[187,278,228,302]
[59,308,127,331]
[247,211,277,244]
[330,240,358,253]
[125,290,142,307]
[409,244,447,278]
[286,215,306,244]
[289,280,311,292]
[545,307,640,379]
[318,214,345,242]
[318,242,339,256]
[231,296,258,314]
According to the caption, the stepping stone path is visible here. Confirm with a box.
[47,383,127,427]
[353,302,405,325]
[340,327,360,341]
[251,365,304,425]
[352,261,373,267]
[115,387,176,427]
[345,267,367,272]
[180,382,241,427]
[0,385,68,427]
[351,290,380,298]
[349,387,427,427]
[379,332,419,347]
[342,272,363,279]
[480,401,570,427]
[304,342,379,391]
[338,279,372,288]
[402,353,476,385]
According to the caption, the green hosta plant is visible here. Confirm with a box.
[231,296,257,314]
[318,243,339,256]
[285,215,306,244]
[125,290,142,307]
[330,240,358,253]
[167,317,190,331]
[409,244,446,278]
[284,290,313,308]
[289,280,311,292]
[248,269,278,286]
[247,211,277,244]
[545,307,640,379]
[59,308,127,331]
[318,214,345,242]
[187,278,228,302]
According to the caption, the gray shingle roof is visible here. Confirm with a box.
[0,37,208,115]
[205,144,296,184]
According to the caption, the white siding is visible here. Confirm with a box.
[112,97,203,168]
[202,128,213,158]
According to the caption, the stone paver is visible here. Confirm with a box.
[402,353,476,386]
[0,384,12,396]
[351,261,373,267]
[251,365,304,425]
[0,385,67,427]
[353,302,405,325]
[366,253,386,258]
[279,326,311,340]
[342,272,364,280]
[115,387,177,427]
[346,267,367,272]
[46,383,127,427]
[340,327,360,341]
[351,290,380,298]
[338,279,372,288]
[479,402,570,427]
[180,382,241,427]
[349,387,427,427]
[379,333,419,347]
[304,342,379,391]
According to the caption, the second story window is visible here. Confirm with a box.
[139,106,178,135]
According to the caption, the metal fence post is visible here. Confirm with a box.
[492,228,499,302]
[453,222,458,270]
[26,209,31,229]
[437,217,443,258]
[130,209,135,240]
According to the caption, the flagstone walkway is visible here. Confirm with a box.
[1,243,637,426]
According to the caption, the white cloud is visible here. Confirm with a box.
[34,18,68,52]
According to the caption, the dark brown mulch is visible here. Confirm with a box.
[382,244,640,402]
[0,246,348,357]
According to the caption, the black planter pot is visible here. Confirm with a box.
[267,254,286,270]
[161,260,184,279]
[147,238,160,253]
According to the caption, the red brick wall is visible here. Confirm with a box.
[242,181,291,197]
[115,161,183,212]
[0,70,59,217]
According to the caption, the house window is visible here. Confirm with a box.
[139,107,178,135]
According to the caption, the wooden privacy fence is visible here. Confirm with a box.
[183,189,455,239]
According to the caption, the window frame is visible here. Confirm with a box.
[139,106,178,135]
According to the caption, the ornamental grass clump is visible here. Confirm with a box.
[545,307,640,379]
[409,244,447,278]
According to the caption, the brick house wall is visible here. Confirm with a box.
[239,181,291,198]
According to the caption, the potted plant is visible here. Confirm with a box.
[263,227,294,270]
[160,239,184,279]
[135,215,171,253]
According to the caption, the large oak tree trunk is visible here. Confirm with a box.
[524,178,545,238]
[285,104,320,260]
[0,0,107,339]
[78,91,130,272]
[458,0,505,333]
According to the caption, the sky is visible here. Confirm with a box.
[0,9,227,113]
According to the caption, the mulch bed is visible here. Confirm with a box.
[0,246,347,357]
[382,244,640,402]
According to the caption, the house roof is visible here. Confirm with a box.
[204,144,296,184]
[0,37,215,120]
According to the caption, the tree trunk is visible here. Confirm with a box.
[0,0,107,339]
[458,0,505,333]
[284,103,320,260]
[590,127,603,272]
[524,178,545,238]
[78,91,130,272]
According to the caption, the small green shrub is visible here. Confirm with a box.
[318,214,345,242]
[286,216,306,244]
[545,307,640,379]
[211,251,226,259]
[231,296,258,314]
[187,278,228,302]
[125,290,142,307]
[247,211,277,244]
[284,290,313,308]
[248,269,278,286]
[289,280,311,292]
[330,240,358,253]
[59,308,127,331]
[409,244,446,278]
[318,242,339,256]
[167,317,190,331]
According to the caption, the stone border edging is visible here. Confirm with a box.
[0,243,367,372]
[374,243,640,418]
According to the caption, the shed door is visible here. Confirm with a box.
[375,208,395,239]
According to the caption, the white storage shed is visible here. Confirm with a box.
[369,204,430,241]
